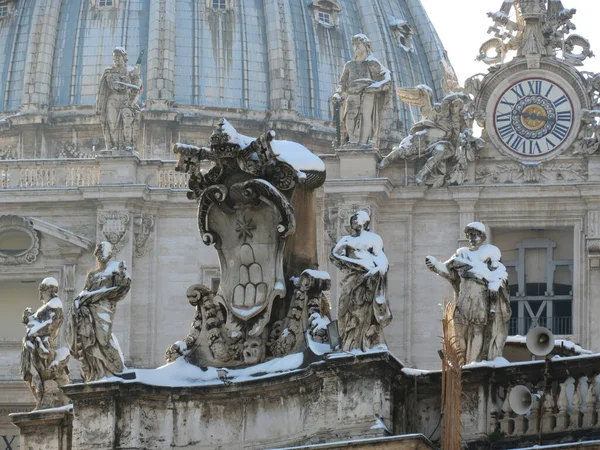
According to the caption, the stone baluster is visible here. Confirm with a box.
[570,378,584,430]
[542,390,556,432]
[555,381,570,431]
[583,376,598,428]
[526,394,540,435]
[500,387,514,436]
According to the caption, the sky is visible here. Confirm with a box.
[419,0,600,84]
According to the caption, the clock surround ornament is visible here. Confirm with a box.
[477,61,589,164]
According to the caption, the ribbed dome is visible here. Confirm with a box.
[0,0,450,155]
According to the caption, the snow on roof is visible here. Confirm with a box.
[91,353,305,388]
[401,368,431,377]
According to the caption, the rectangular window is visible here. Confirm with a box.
[212,0,226,9]
[0,6,8,17]
[318,12,331,24]
[99,0,113,6]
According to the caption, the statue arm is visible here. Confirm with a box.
[425,255,454,281]
[366,236,389,277]
[333,63,350,98]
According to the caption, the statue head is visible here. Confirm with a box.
[112,47,128,68]
[464,222,487,250]
[39,277,59,303]
[350,210,371,236]
[242,336,265,365]
[94,241,113,266]
[351,34,372,61]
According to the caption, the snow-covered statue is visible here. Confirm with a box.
[68,242,131,382]
[332,34,392,147]
[329,210,391,352]
[380,86,484,188]
[425,222,511,364]
[96,47,144,151]
[20,278,70,410]
[166,119,331,368]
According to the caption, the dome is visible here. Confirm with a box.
[0,0,451,158]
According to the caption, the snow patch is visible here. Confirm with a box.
[41,277,59,288]
[302,269,330,281]
[93,353,306,387]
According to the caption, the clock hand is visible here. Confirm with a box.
[519,111,549,122]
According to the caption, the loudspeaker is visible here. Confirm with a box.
[526,326,555,356]
[509,385,533,415]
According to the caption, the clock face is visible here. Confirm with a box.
[493,78,575,158]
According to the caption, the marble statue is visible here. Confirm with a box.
[68,242,131,382]
[332,34,391,147]
[20,278,70,410]
[96,47,143,151]
[330,210,391,351]
[166,119,329,368]
[380,86,484,188]
[425,222,511,364]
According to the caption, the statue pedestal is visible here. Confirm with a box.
[62,351,401,450]
[10,406,73,450]
[335,146,381,179]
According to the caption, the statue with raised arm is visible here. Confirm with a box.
[96,47,144,151]
[425,222,510,364]
[20,277,70,410]
[332,34,392,147]
[330,210,391,351]
[68,242,131,382]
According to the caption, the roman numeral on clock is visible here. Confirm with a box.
[510,84,526,99]
[553,95,568,107]
[496,112,511,122]
[551,122,569,140]
[527,80,542,95]
[557,111,572,122]
[498,123,514,139]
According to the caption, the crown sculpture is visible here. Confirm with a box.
[165,119,339,367]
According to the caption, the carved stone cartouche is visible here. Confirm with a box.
[68,241,131,382]
[166,119,329,368]
[20,277,70,410]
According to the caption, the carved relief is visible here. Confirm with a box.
[98,211,130,255]
[476,162,588,184]
[0,143,17,160]
[133,214,154,258]
[0,215,40,265]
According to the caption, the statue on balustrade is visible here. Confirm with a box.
[96,47,144,151]
[68,242,131,382]
[330,210,392,351]
[425,222,510,364]
[20,277,70,410]
[332,34,392,147]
